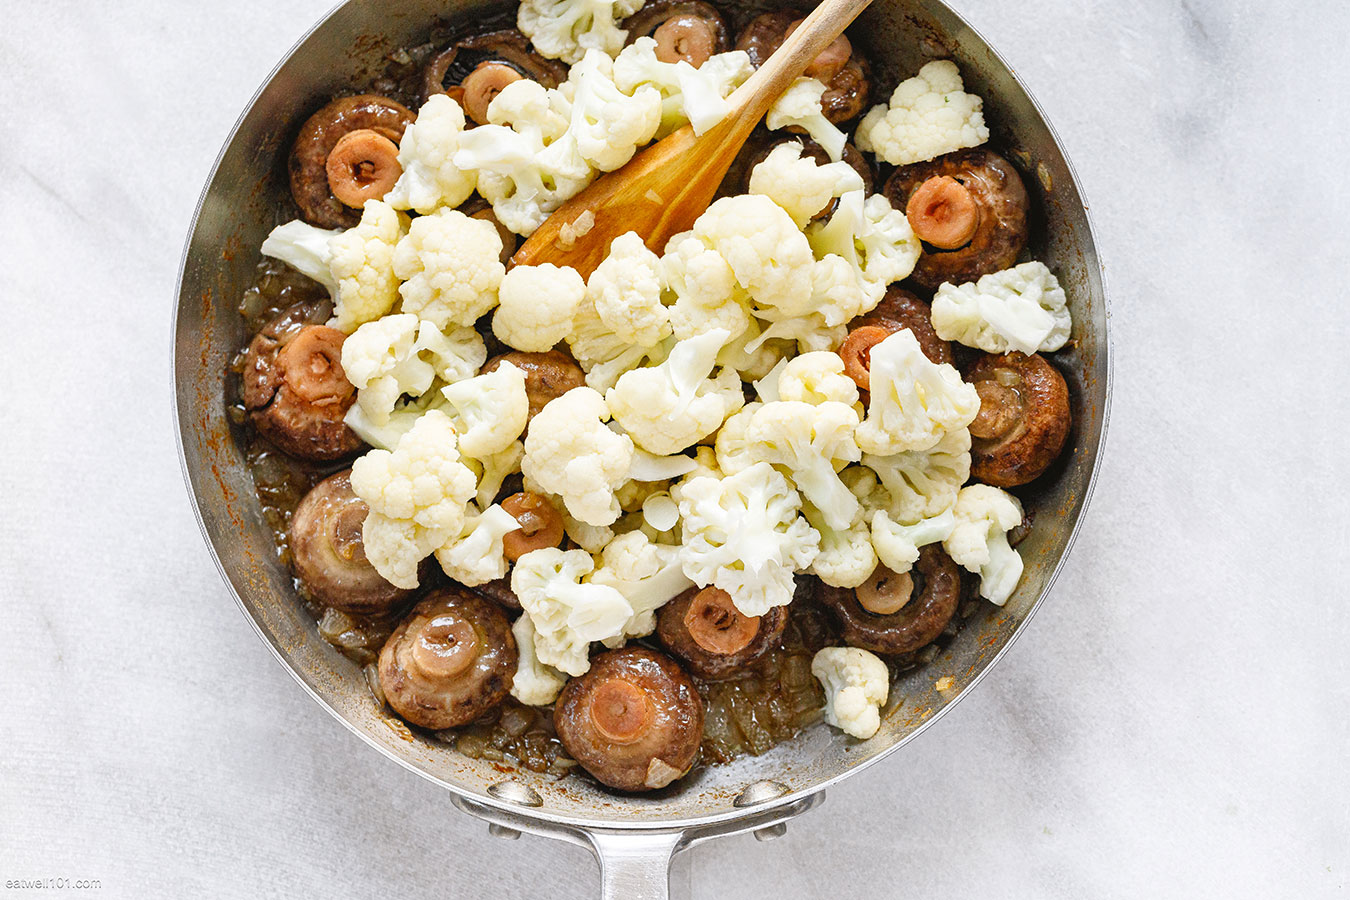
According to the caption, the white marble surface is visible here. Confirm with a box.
[2,0,1348,896]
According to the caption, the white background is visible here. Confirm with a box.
[2,0,1347,896]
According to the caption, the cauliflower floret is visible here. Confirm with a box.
[345,390,447,451]
[626,445,698,482]
[747,141,864,227]
[512,548,634,675]
[776,351,860,407]
[861,427,971,523]
[493,263,586,351]
[661,231,754,343]
[612,37,753,136]
[583,340,672,394]
[943,484,1024,606]
[394,209,506,328]
[871,508,956,574]
[260,220,342,293]
[563,50,662,172]
[931,262,1072,355]
[812,646,889,739]
[523,387,635,526]
[562,509,615,553]
[765,77,847,162]
[510,614,568,706]
[805,190,921,326]
[713,401,761,475]
[440,361,529,458]
[350,410,477,588]
[676,462,820,617]
[517,0,643,64]
[715,318,795,379]
[384,94,477,215]
[585,231,671,348]
[606,328,742,455]
[855,59,989,166]
[855,329,979,456]
[751,307,847,354]
[341,314,487,426]
[467,439,524,508]
[435,503,520,586]
[744,400,862,530]
[326,200,408,332]
[803,502,876,589]
[691,195,815,318]
[590,531,693,645]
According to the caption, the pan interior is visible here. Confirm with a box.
[174,0,1108,829]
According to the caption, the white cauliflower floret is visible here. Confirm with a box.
[440,361,529,458]
[713,401,761,475]
[805,190,921,326]
[590,531,693,646]
[931,262,1072,355]
[562,509,615,553]
[493,263,586,351]
[468,439,525,508]
[750,307,847,354]
[676,463,820,617]
[855,59,989,166]
[393,209,506,328]
[345,390,446,451]
[661,231,754,343]
[563,50,662,172]
[861,427,971,523]
[523,387,634,526]
[871,508,956,574]
[606,328,741,455]
[765,77,847,162]
[384,94,477,214]
[612,37,754,136]
[585,231,671,348]
[510,614,568,706]
[747,141,863,227]
[517,0,644,64]
[944,484,1024,606]
[350,410,477,588]
[744,400,862,530]
[812,647,889,739]
[803,502,876,589]
[327,200,408,332]
[512,548,634,675]
[691,195,815,318]
[626,445,698,482]
[855,329,979,456]
[776,351,860,407]
[260,220,341,293]
[583,340,671,394]
[715,319,795,380]
[341,314,486,426]
[435,503,520,586]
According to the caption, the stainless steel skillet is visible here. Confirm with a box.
[173,1,1110,895]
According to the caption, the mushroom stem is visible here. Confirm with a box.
[412,614,481,678]
[969,378,1023,440]
[654,14,718,66]
[857,566,913,616]
[500,492,565,560]
[906,175,980,250]
[462,62,524,125]
[684,587,759,655]
[838,325,892,391]
[325,129,402,209]
[589,679,653,744]
[784,18,852,82]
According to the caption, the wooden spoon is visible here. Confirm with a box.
[511,0,874,277]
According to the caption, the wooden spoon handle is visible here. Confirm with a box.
[727,0,875,121]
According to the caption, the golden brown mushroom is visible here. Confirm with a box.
[656,587,788,680]
[819,547,961,655]
[967,352,1071,487]
[483,350,585,425]
[623,0,730,66]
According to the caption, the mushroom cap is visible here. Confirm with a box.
[290,470,412,614]
[378,588,517,730]
[735,11,870,124]
[622,0,731,53]
[421,29,568,105]
[820,545,961,655]
[657,587,788,681]
[883,148,1030,291]
[469,575,522,612]
[967,352,1071,488]
[243,309,362,461]
[288,94,414,229]
[554,647,704,792]
[483,350,585,425]
[855,287,952,365]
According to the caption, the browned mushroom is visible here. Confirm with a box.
[242,304,362,460]
[554,647,704,792]
[735,12,870,123]
[461,62,524,125]
[422,29,568,106]
[819,546,961,655]
[854,287,953,365]
[378,588,517,730]
[837,325,891,392]
[967,352,1071,487]
[470,576,522,612]
[290,470,413,614]
[483,350,585,424]
[324,129,402,209]
[656,587,788,681]
[289,94,415,229]
[883,148,1030,291]
[500,492,566,560]
[622,0,730,66]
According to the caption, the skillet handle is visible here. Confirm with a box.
[587,831,682,900]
